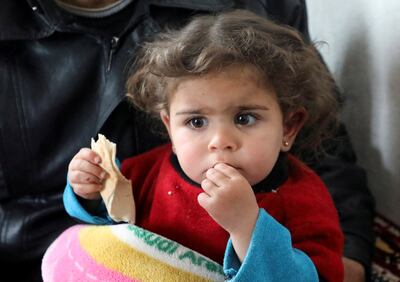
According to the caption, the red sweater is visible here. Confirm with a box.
[121,143,344,281]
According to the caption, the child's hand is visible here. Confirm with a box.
[198,163,259,236]
[198,163,259,261]
[67,148,108,200]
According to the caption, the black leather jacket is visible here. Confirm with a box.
[0,0,374,272]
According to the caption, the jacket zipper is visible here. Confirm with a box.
[107,36,119,72]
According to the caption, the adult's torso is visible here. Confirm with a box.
[0,0,163,260]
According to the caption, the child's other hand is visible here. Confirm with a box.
[198,163,259,236]
[67,148,107,200]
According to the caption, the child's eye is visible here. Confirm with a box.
[235,113,257,126]
[187,117,208,129]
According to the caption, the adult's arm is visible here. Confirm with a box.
[310,125,375,273]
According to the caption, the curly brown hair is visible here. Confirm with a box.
[126,9,338,155]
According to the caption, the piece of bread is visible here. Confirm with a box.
[91,134,135,224]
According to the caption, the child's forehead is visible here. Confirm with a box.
[169,67,278,111]
[172,64,273,94]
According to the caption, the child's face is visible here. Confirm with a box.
[161,67,301,185]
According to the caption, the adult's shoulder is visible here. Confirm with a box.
[229,0,310,39]
[0,0,55,41]
[148,0,309,39]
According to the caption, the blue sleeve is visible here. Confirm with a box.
[223,209,318,282]
[63,182,114,225]
[63,158,122,225]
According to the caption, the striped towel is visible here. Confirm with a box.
[42,224,225,282]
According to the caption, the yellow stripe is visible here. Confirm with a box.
[79,226,213,282]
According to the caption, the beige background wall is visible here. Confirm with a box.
[307,0,400,225]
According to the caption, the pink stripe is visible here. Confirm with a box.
[42,225,141,282]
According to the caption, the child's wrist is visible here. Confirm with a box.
[229,208,259,239]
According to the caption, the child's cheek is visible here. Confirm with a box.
[176,143,208,183]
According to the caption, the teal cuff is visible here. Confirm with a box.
[223,209,318,281]
[63,182,114,225]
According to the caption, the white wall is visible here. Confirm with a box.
[307,0,400,225]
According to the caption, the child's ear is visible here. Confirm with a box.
[160,110,172,139]
[281,109,307,152]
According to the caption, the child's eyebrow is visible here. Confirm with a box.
[175,109,205,116]
[238,105,270,111]
[175,105,270,116]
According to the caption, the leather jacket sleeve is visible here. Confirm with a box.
[309,125,376,272]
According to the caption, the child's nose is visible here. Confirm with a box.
[207,127,239,152]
